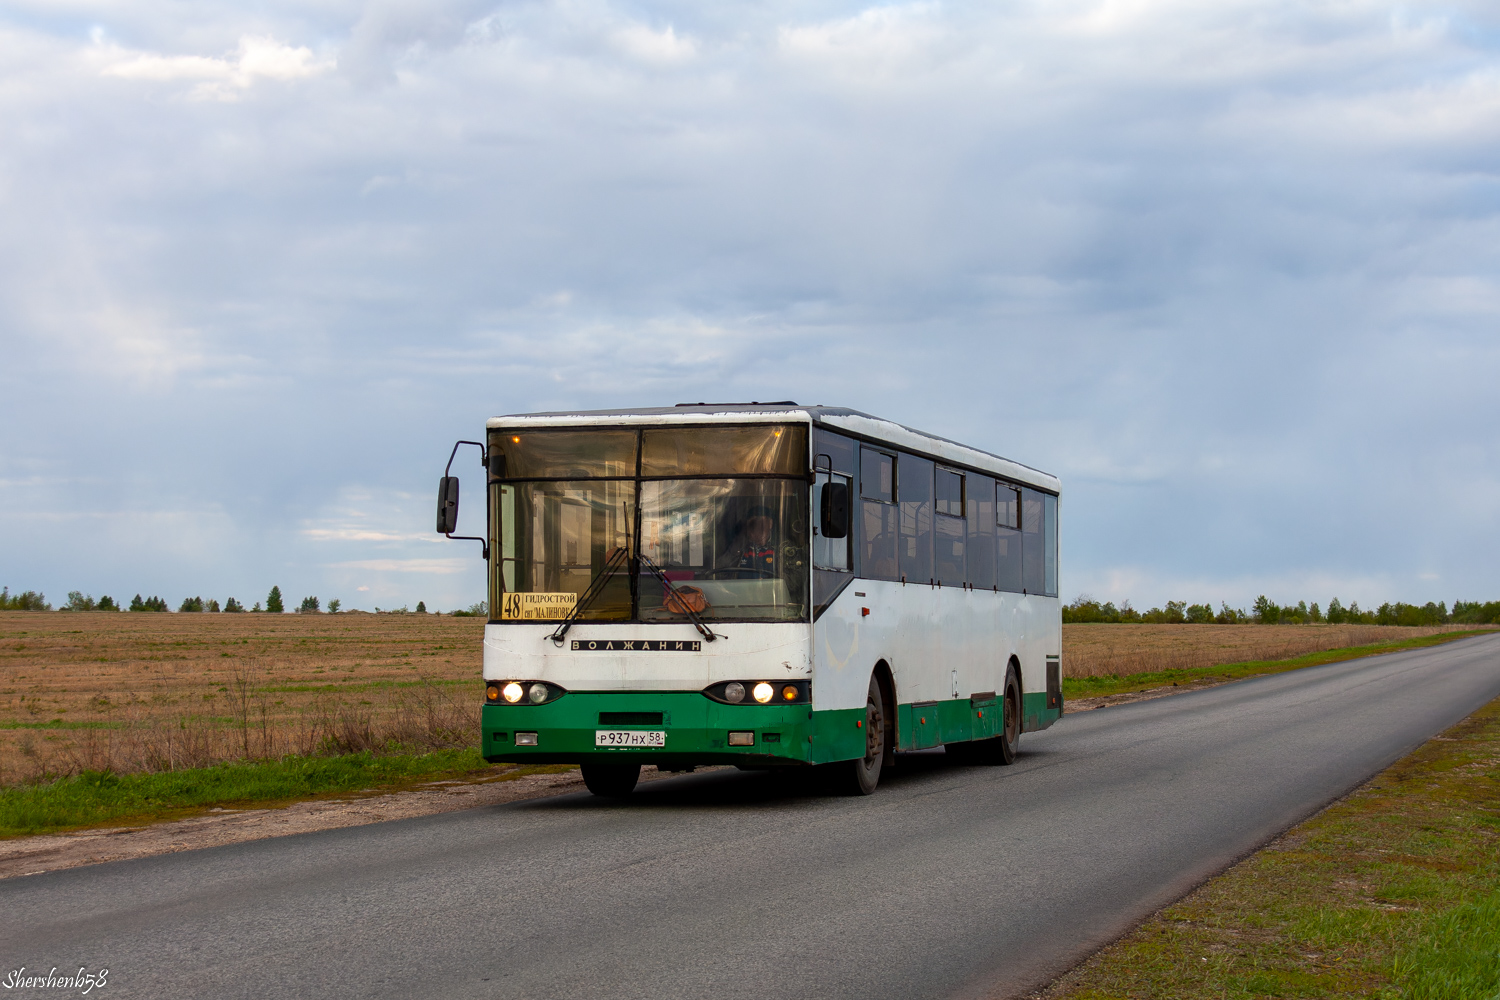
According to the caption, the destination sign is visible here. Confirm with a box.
[501,592,578,620]
[570,639,703,652]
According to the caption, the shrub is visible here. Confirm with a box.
[416,601,427,614]
[1253,595,1280,624]
[327,599,341,614]
[64,591,97,612]
[1453,600,1500,624]
[0,588,51,611]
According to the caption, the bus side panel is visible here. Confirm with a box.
[1016,595,1063,732]
[812,581,1061,749]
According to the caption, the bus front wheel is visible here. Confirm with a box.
[581,762,641,797]
[840,675,887,795]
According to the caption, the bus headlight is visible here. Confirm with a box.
[528,683,549,704]
[502,682,524,703]
[704,680,807,705]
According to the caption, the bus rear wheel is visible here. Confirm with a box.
[840,675,886,795]
[581,762,641,797]
[997,666,1022,765]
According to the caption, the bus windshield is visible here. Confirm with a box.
[489,425,809,623]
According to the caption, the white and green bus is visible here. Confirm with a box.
[436,403,1061,796]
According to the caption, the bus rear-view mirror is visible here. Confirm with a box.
[820,481,849,538]
[436,477,460,534]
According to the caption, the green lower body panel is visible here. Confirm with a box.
[1022,690,1063,733]
[482,692,867,767]
[894,691,1059,750]
[896,697,999,750]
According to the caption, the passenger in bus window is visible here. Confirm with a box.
[716,505,779,577]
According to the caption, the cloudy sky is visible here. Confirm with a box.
[2,0,1498,613]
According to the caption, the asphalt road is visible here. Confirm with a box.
[6,633,1500,1000]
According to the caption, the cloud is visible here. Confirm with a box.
[99,34,330,99]
[2,0,1500,610]
[615,24,696,64]
[328,559,471,575]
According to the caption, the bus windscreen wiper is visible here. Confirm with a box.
[637,553,722,643]
[548,546,629,645]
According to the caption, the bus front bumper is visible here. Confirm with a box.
[481,691,833,767]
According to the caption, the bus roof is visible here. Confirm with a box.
[486,403,1060,494]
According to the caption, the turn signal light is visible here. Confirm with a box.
[781,685,798,702]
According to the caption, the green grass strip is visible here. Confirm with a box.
[0,749,568,838]
[1389,890,1500,999]
[1061,629,1498,700]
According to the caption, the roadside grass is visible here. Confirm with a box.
[1042,694,1500,1000]
[1062,629,1497,701]
[0,749,575,838]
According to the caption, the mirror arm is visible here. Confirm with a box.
[445,439,487,477]
[443,439,489,558]
[445,533,489,560]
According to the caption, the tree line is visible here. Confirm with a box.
[3,585,339,614]
[0,585,477,614]
[1064,595,1500,626]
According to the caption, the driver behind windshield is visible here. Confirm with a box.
[715,504,778,577]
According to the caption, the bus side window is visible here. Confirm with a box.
[899,454,934,584]
[967,475,997,590]
[861,449,893,503]
[935,468,964,586]
[1043,493,1058,597]
[1021,487,1046,595]
[859,448,898,581]
[996,484,1023,593]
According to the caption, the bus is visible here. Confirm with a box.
[435,403,1061,797]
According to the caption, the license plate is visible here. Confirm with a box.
[595,730,666,747]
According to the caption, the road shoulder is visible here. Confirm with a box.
[0,765,680,880]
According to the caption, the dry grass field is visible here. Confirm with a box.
[0,612,1483,785]
[1061,622,1476,678]
[0,612,484,785]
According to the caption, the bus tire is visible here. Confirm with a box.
[842,674,887,795]
[581,762,641,797]
[997,664,1022,765]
